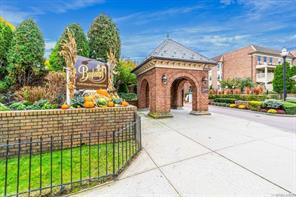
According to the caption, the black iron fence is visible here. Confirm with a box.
[0,114,141,197]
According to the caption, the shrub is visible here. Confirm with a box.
[15,86,47,103]
[240,95,267,101]
[44,72,66,104]
[276,109,286,114]
[25,99,57,110]
[9,102,27,110]
[286,97,296,104]
[283,102,296,115]
[248,101,262,111]
[235,100,249,108]
[71,95,84,108]
[267,109,277,114]
[213,98,236,104]
[118,93,137,101]
[238,104,246,109]
[229,104,236,108]
[0,102,9,111]
[262,99,283,109]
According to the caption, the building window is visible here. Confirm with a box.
[257,56,261,64]
[264,56,267,63]
[278,58,282,64]
[269,57,272,64]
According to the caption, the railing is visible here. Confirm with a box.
[0,114,141,197]
[256,73,274,82]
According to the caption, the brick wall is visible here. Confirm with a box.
[223,46,254,81]
[0,106,137,156]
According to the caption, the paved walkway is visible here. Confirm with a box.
[74,107,296,196]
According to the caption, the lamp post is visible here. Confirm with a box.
[281,48,289,101]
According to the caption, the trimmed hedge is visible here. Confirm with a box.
[209,94,278,101]
[213,98,236,104]
[283,102,296,115]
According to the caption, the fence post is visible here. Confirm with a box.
[112,130,115,176]
[4,140,9,197]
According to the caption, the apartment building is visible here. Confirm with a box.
[210,45,296,91]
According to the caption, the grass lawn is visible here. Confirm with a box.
[0,140,137,196]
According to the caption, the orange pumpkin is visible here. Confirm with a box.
[107,101,115,107]
[84,96,94,102]
[84,101,95,108]
[61,104,70,110]
[121,101,129,107]
[96,89,109,97]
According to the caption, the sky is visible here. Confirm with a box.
[1,0,296,61]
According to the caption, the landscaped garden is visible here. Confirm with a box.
[209,78,296,115]
[0,13,141,197]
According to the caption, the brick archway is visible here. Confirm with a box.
[170,77,194,110]
[138,79,150,109]
[132,39,216,118]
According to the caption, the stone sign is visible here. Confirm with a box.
[75,56,109,90]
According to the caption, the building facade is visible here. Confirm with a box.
[133,39,216,118]
[210,45,296,91]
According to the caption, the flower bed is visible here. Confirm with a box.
[211,98,296,115]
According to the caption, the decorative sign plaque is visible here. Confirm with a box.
[75,56,109,90]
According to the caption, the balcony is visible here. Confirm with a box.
[256,72,274,83]
[256,63,276,69]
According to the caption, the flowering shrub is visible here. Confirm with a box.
[267,109,277,114]
[248,101,262,111]
[229,104,236,108]
[238,104,246,109]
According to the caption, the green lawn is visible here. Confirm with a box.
[0,140,137,196]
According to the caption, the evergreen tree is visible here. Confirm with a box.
[7,19,45,87]
[88,14,120,61]
[272,63,294,93]
[0,17,15,92]
[49,23,89,71]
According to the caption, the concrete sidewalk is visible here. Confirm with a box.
[73,108,296,196]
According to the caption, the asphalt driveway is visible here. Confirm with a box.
[73,107,296,196]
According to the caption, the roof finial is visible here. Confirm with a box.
[166,33,170,39]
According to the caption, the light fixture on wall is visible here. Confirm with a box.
[162,74,168,85]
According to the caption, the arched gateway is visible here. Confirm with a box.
[132,39,216,118]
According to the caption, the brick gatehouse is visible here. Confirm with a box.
[132,39,216,118]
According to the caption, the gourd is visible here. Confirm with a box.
[61,104,70,110]
[96,89,109,97]
[121,101,129,107]
[97,98,107,106]
[84,101,95,108]
[84,96,94,102]
[107,101,115,107]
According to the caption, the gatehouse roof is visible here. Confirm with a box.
[133,39,216,73]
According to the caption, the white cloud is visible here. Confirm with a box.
[0,0,105,24]
[114,4,204,24]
